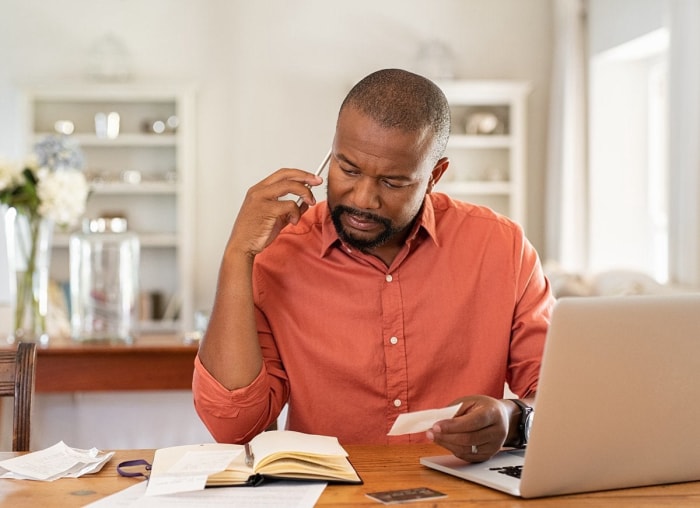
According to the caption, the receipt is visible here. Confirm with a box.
[387,403,463,436]
[146,449,241,496]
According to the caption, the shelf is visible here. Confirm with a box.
[34,133,177,147]
[23,82,197,332]
[53,232,178,248]
[437,181,512,195]
[448,134,512,149]
[436,79,532,104]
[436,79,530,227]
[89,181,177,195]
[138,319,182,335]
[137,233,179,248]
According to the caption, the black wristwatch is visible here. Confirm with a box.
[509,399,534,448]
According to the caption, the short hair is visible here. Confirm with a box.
[339,68,451,163]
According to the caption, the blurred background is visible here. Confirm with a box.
[0,0,553,320]
[1,0,699,450]
[2,0,697,318]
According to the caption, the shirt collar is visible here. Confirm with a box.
[319,195,440,258]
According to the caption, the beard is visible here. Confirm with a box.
[330,205,401,251]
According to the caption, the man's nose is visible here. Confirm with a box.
[350,176,381,209]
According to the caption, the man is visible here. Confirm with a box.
[193,69,554,463]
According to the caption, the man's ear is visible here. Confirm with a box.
[427,157,450,193]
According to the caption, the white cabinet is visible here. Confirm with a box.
[20,83,196,333]
[435,80,530,227]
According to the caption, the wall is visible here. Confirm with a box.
[588,0,667,55]
[0,0,554,314]
[668,0,700,287]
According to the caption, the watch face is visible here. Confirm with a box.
[524,410,534,441]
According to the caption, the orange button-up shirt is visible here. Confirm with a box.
[193,193,554,445]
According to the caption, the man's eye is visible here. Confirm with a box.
[340,167,360,177]
[382,179,406,189]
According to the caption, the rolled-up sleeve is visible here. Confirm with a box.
[192,355,285,444]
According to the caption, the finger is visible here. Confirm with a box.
[428,425,502,463]
[435,421,503,445]
[226,168,324,258]
[428,430,491,463]
[260,168,324,191]
[244,168,324,213]
[249,178,321,207]
[290,183,319,208]
[435,407,492,435]
[230,197,306,255]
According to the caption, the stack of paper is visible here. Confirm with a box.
[0,441,114,481]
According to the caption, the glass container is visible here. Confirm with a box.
[69,217,139,342]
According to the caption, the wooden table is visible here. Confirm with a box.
[6,334,199,392]
[2,444,700,506]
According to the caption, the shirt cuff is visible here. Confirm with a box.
[193,355,270,417]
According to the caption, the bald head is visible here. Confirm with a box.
[338,69,451,164]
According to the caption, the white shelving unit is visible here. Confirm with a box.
[435,80,531,227]
[20,83,196,333]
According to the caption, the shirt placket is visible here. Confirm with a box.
[380,270,409,441]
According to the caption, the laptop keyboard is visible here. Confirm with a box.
[490,465,523,479]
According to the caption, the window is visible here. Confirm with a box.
[588,28,669,282]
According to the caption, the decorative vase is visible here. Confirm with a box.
[4,206,53,344]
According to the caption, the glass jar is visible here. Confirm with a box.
[69,217,140,342]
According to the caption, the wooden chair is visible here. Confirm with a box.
[0,342,37,451]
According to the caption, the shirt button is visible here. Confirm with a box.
[393,399,402,407]
[390,336,398,345]
[385,274,393,282]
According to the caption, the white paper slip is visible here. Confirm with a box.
[146,449,242,496]
[168,450,241,475]
[387,404,462,436]
[85,479,327,508]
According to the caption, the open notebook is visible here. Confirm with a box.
[149,430,362,490]
[421,294,700,498]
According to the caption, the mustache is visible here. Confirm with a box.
[334,205,389,225]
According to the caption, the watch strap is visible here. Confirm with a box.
[509,399,532,448]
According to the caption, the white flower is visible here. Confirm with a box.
[0,158,23,192]
[1,136,88,228]
[36,168,89,227]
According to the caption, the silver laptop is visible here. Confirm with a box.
[421,294,700,498]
